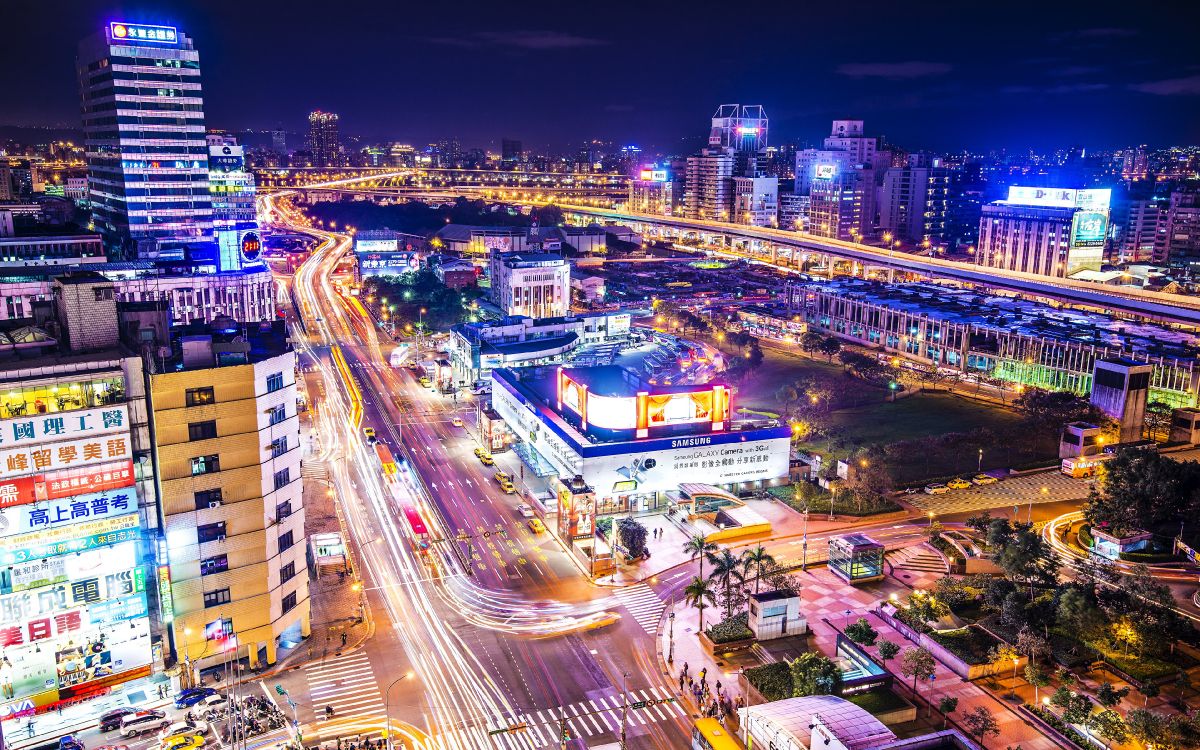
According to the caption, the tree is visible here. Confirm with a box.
[937,696,958,729]
[1014,387,1107,453]
[799,331,824,355]
[706,549,747,619]
[616,517,648,560]
[683,576,716,631]
[845,617,879,647]
[789,652,841,697]
[817,336,842,362]
[1055,588,1106,642]
[899,647,936,693]
[924,520,945,543]
[1138,681,1160,708]
[1095,682,1130,709]
[877,639,900,668]
[1085,450,1200,535]
[994,522,1056,598]
[1024,664,1051,705]
[1144,400,1174,441]
[741,545,776,594]
[1016,627,1050,664]
[683,534,717,580]
[1093,709,1128,747]
[841,450,894,511]
[1125,709,1166,747]
[962,706,1001,746]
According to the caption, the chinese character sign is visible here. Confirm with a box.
[0,489,136,540]
[0,406,127,448]
[0,434,131,481]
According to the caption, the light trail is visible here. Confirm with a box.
[264,192,625,748]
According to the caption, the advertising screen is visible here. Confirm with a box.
[1071,210,1109,248]
[109,22,178,44]
[1006,186,1077,208]
[584,393,638,430]
[0,434,131,481]
[645,392,714,426]
[355,239,400,254]
[0,514,140,566]
[1,542,139,595]
[815,164,838,179]
[481,235,513,252]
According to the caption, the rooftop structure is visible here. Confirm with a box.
[740,695,895,750]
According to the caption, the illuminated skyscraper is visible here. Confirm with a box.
[77,22,213,259]
[709,104,768,177]
[307,110,341,168]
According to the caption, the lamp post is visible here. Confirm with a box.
[668,610,676,665]
[977,448,983,473]
[384,670,417,750]
[801,505,810,571]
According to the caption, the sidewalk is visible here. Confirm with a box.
[6,682,175,750]
[655,564,1061,750]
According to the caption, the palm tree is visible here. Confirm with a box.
[741,545,777,594]
[682,534,717,580]
[707,549,746,619]
[684,576,716,631]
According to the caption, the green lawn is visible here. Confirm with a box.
[813,392,1022,455]
[848,689,911,715]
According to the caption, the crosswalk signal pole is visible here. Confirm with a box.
[620,672,628,750]
[559,705,568,750]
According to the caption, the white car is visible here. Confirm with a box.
[515,504,535,518]
[193,694,230,718]
[924,483,950,495]
[120,713,171,738]
[158,721,209,743]
[451,417,464,428]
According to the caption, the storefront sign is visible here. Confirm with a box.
[0,406,127,448]
[1,518,140,566]
[0,489,135,539]
[157,565,174,624]
[0,434,131,481]
[2,542,138,595]
[0,571,146,627]
[44,460,135,501]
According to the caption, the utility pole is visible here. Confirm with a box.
[559,705,568,750]
[668,610,676,665]
[620,672,629,750]
[801,506,809,571]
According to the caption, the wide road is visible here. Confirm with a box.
[267,193,691,750]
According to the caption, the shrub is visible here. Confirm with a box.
[1026,704,1090,750]
[707,612,753,644]
[745,662,792,702]
[1078,524,1094,549]
[927,627,1003,665]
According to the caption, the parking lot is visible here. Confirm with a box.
[905,469,1095,517]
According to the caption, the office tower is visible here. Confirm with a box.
[795,120,887,196]
[709,104,768,177]
[807,161,875,241]
[77,22,213,259]
[778,193,810,231]
[488,251,570,319]
[1155,190,1200,265]
[732,177,779,227]
[307,111,341,168]
[1118,197,1165,263]
[151,322,308,671]
[684,149,735,221]
[208,138,263,272]
[271,129,287,156]
[1121,146,1149,182]
[975,186,1111,278]
[628,167,677,216]
[501,139,523,166]
[878,155,949,245]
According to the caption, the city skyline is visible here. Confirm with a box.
[2,0,1200,151]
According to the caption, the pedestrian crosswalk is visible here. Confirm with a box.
[305,651,386,739]
[461,686,685,750]
[612,584,667,634]
[301,461,329,481]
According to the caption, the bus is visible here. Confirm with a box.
[401,504,431,551]
[1061,454,1109,478]
[374,442,398,476]
[692,719,743,750]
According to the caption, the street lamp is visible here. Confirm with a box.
[384,670,417,750]
[668,611,676,664]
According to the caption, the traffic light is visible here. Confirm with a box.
[275,684,287,696]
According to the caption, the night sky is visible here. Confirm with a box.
[3,0,1200,153]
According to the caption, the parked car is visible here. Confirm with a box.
[120,713,171,738]
[923,483,949,495]
[159,722,209,744]
[946,477,972,490]
[174,687,218,709]
[499,481,516,494]
[59,737,85,750]
[493,471,512,485]
[478,453,494,466]
[515,504,535,519]
[473,447,487,459]
[971,473,999,485]
[101,708,153,733]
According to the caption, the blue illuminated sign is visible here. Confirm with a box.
[109,22,179,45]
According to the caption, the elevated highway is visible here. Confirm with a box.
[276,171,1200,327]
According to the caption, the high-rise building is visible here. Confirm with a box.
[628,167,677,216]
[488,252,570,319]
[1155,190,1200,266]
[151,321,308,671]
[1118,197,1164,263]
[270,130,287,156]
[501,139,523,166]
[878,155,949,245]
[77,22,213,259]
[732,177,779,227]
[795,120,885,196]
[306,111,341,168]
[684,149,735,221]
[975,186,1112,278]
[807,163,874,241]
[208,140,263,273]
[709,105,768,177]
[778,193,810,232]
[1121,146,1149,182]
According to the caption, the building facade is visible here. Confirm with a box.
[732,177,779,227]
[0,235,106,268]
[975,187,1111,278]
[684,149,735,221]
[77,22,213,259]
[488,252,570,320]
[878,155,948,244]
[1118,197,1164,264]
[627,170,677,216]
[807,164,874,241]
[306,111,341,168]
[1156,190,1200,266]
[151,325,308,670]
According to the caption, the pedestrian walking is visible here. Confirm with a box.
[715,679,722,694]
[341,632,348,646]
[682,661,689,677]
[25,721,34,738]
[679,674,685,692]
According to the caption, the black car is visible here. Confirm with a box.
[100,708,161,733]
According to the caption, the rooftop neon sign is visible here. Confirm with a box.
[109,22,178,44]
